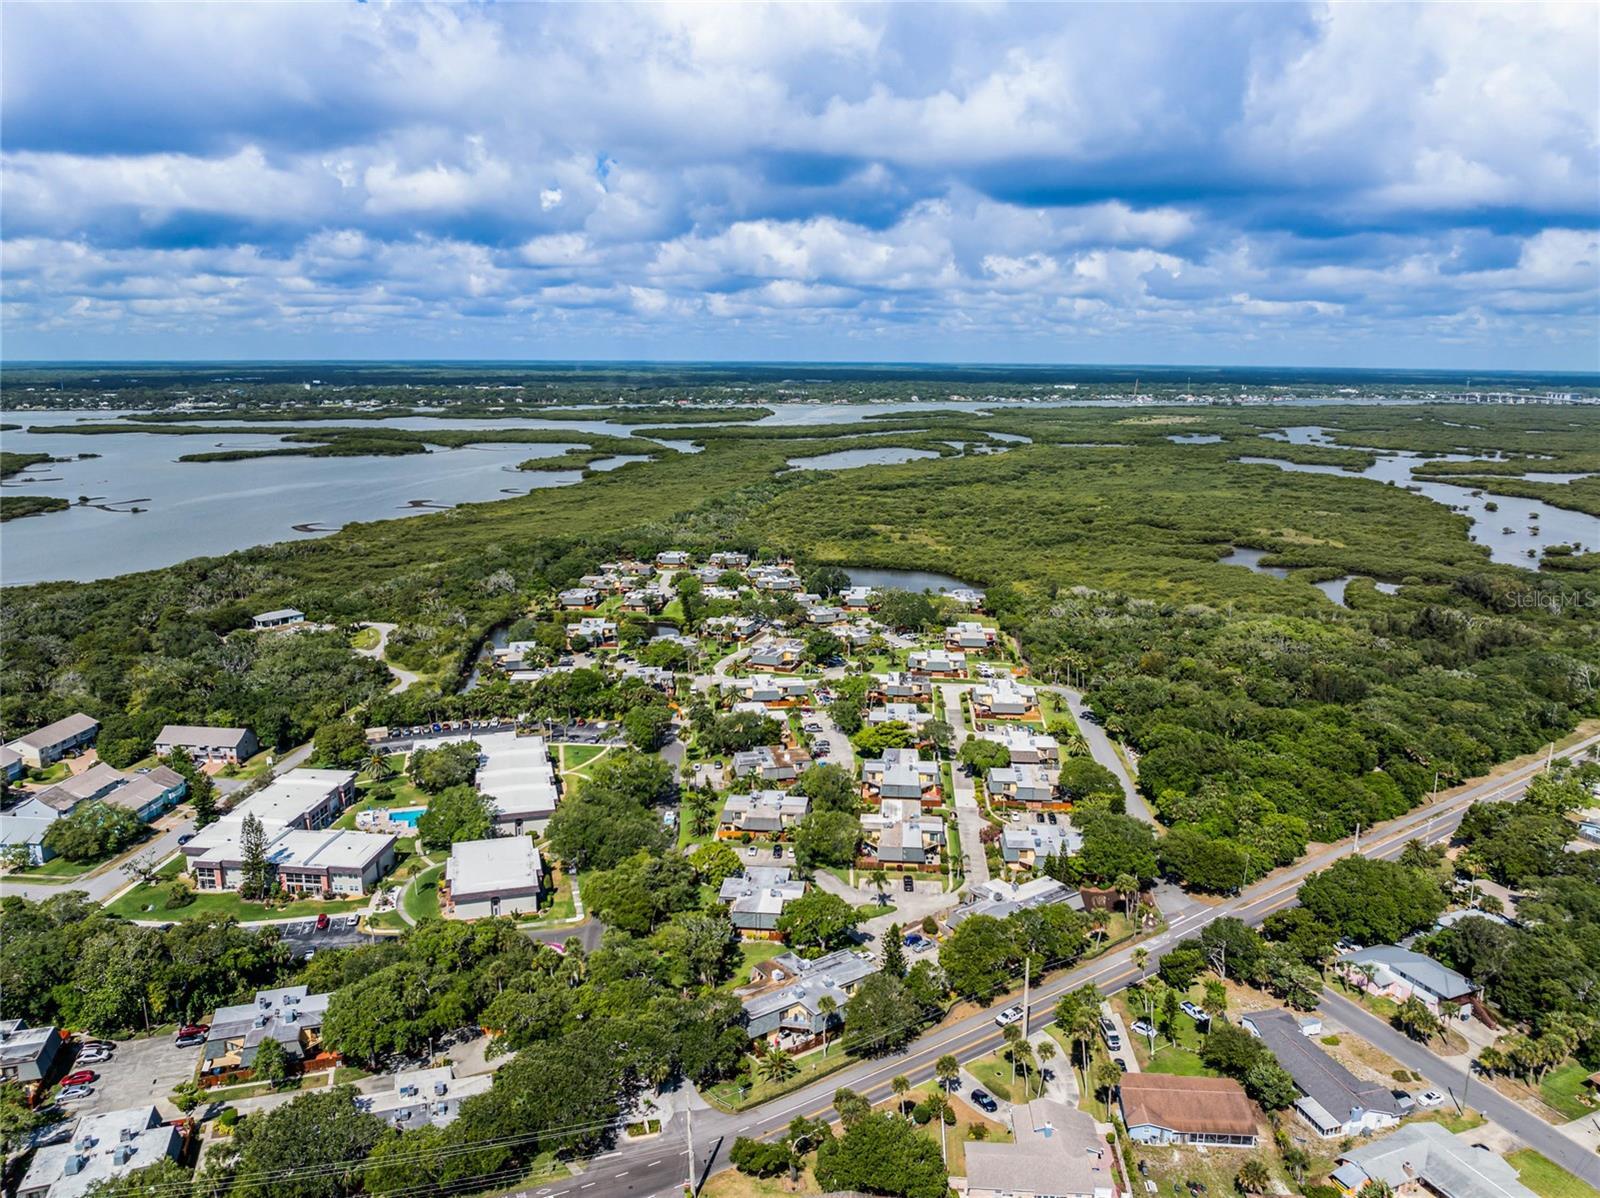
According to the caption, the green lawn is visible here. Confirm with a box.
[107,858,371,922]
[334,760,428,829]
[1410,1107,1486,1134]
[403,863,445,922]
[965,1051,1019,1103]
[560,744,609,772]
[1539,1060,1599,1122]
[857,901,897,918]
[217,749,276,781]
[519,864,578,926]
[1144,1045,1212,1076]
[704,1046,856,1112]
[350,627,381,650]
[1507,1150,1600,1198]
[11,854,100,880]
[726,940,788,989]
[23,761,72,785]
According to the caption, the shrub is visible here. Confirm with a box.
[730,1135,789,1178]
[911,1101,933,1125]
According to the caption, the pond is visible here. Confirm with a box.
[784,447,941,470]
[845,566,979,594]
[1167,433,1222,444]
[1218,546,1290,580]
[1231,451,1599,568]
[1312,576,1355,607]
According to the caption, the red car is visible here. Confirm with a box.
[176,1024,209,1039]
[60,1070,97,1087]
[315,913,330,930]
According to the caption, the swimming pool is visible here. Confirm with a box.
[387,808,425,828]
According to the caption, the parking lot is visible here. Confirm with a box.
[61,1032,200,1120]
[275,914,368,959]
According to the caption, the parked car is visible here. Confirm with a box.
[970,1088,999,1113]
[59,1070,97,1087]
[1046,812,1059,824]
[1416,1089,1446,1109]
[177,833,194,846]
[1130,1019,1157,1037]
[75,1047,112,1065]
[1114,1057,1128,1070]
[76,1038,114,1053]
[902,875,914,892]
[913,938,935,953]
[994,1004,1024,1028]
[315,912,330,930]
[58,1086,94,1102]
[1179,1001,1207,1023]
[772,845,784,859]
[903,932,924,948]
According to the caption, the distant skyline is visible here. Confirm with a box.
[3,3,1597,368]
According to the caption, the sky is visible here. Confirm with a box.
[2,2,1597,369]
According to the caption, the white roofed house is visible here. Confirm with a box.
[739,948,879,1051]
[718,866,807,937]
[154,724,259,764]
[360,1065,493,1131]
[200,986,333,1082]
[986,763,1061,809]
[947,876,1083,929]
[656,550,692,567]
[443,836,543,920]
[1001,822,1080,870]
[747,636,805,670]
[1330,1121,1538,1198]
[907,648,967,677]
[718,790,810,839]
[840,586,878,612]
[731,745,810,785]
[704,615,764,641]
[866,703,932,734]
[861,747,941,805]
[946,621,998,651]
[804,604,847,627]
[477,735,560,834]
[981,724,1060,765]
[860,799,945,869]
[619,589,662,614]
[566,617,618,648]
[18,1106,182,1198]
[709,551,750,569]
[732,676,812,707]
[870,671,932,702]
[4,713,99,769]
[251,608,305,629]
[972,677,1039,719]
[0,1020,64,1085]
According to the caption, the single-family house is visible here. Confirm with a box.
[986,763,1060,808]
[1330,1121,1538,1198]
[907,648,967,677]
[739,948,878,1049]
[566,617,618,648]
[201,986,332,1079]
[719,867,807,936]
[870,671,932,702]
[251,608,305,629]
[154,724,258,765]
[804,604,847,627]
[361,1065,493,1131]
[840,586,877,612]
[17,1106,182,1198]
[861,747,940,804]
[704,615,764,641]
[749,568,802,592]
[946,621,998,651]
[1119,1074,1259,1147]
[558,587,601,610]
[1001,822,1080,869]
[616,661,675,691]
[947,587,986,609]
[620,590,661,614]
[1241,1009,1403,1138]
[4,713,99,769]
[733,676,812,706]
[860,799,945,868]
[1337,946,1479,1017]
[1573,807,1600,843]
[966,1100,1116,1198]
[709,551,750,570]
[866,703,931,733]
[719,790,810,838]
[443,836,542,920]
[980,725,1060,765]
[0,1020,63,1084]
[656,550,692,568]
[973,677,1039,719]
[730,746,810,784]
[947,876,1083,929]
[747,637,805,671]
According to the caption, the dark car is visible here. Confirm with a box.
[902,875,914,892]
[177,833,194,846]
[970,1089,998,1113]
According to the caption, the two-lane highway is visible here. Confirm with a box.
[542,728,1600,1198]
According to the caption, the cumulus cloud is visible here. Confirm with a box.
[0,1,1594,365]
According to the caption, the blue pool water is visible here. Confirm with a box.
[388,808,425,827]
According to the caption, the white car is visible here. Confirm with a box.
[1180,1001,1208,1022]
[1130,1019,1157,1037]
[1416,1089,1446,1109]
[994,1005,1024,1027]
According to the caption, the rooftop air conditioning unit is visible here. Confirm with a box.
[65,1155,86,1176]
[113,1146,132,1165]
[433,1082,447,1096]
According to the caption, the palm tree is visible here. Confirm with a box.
[756,1043,798,1086]
[925,1090,952,1165]
[935,1054,960,1094]
[1054,985,1101,1092]
[1014,1040,1037,1097]
[1133,947,1150,980]
[1091,1058,1122,1118]
[1236,1158,1271,1194]
[1036,1037,1058,1095]
[891,1074,911,1117]
[1002,1024,1026,1086]
[1113,873,1139,921]
[869,868,890,906]
[1089,908,1109,947]
[817,995,838,1057]
[366,748,393,781]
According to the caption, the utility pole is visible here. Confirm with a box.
[685,1105,695,1197]
[1353,822,1361,856]
[1022,955,1031,1039]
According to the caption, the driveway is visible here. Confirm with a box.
[355,622,422,693]
[1041,683,1152,824]
[938,683,990,888]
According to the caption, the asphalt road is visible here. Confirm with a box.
[532,728,1600,1198]
[1317,988,1600,1186]
[1041,682,1153,824]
